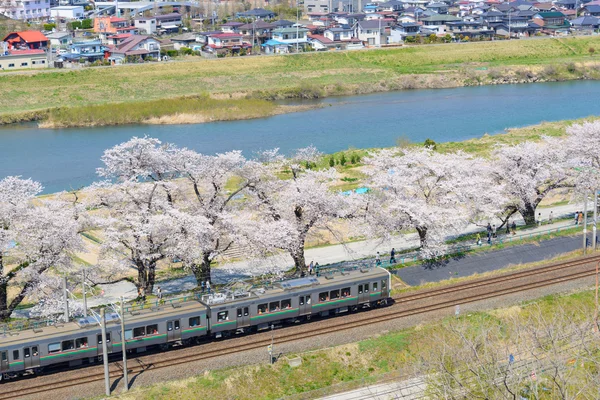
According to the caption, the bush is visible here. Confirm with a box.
[43,23,56,31]
[166,50,178,57]
[70,21,82,30]
[340,154,347,166]
[329,156,335,167]
[424,138,437,150]
[180,47,193,56]
[81,19,92,30]
[589,47,596,56]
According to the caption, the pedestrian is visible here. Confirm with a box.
[511,220,517,235]
[537,212,542,227]
[492,224,497,239]
[309,261,314,275]
[206,280,211,294]
[506,219,510,235]
[157,286,162,301]
[549,211,554,224]
[578,211,584,226]
[389,248,396,264]
[315,262,320,277]
[476,233,482,246]
[486,222,492,235]
[375,252,381,267]
[575,211,579,225]
[200,280,205,293]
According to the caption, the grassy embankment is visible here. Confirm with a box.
[114,276,599,400]
[3,36,600,126]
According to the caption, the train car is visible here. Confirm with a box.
[202,266,391,337]
[0,297,207,381]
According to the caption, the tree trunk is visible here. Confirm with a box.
[291,251,307,275]
[191,252,212,286]
[416,226,428,248]
[136,259,156,295]
[518,202,537,226]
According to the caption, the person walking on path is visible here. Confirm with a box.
[375,252,381,267]
[578,211,584,226]
[486,223,492,244]
[390,248,396,264]
[575,211,580,225]
[511,220,517,235]
[157,286,162,301]
[492,224,497,239]
[200,280,205,293]
[308,261,314,275]
[537,212,542,227]
[206,280,211,294]
[476,233,482,246]
[549,211,554,224]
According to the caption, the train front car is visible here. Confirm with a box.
[0,295,208,382]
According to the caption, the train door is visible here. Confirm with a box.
[237,307,250,327]
[167,319,181,342]
[97,332,113,356]
[358,283,370,303]
[299,295,311,315]
[381,278,389,298]
[22,346,40,369]
[1,351,8,372]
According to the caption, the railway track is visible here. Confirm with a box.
[1,255,599,399]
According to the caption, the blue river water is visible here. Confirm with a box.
[1,80,600,194]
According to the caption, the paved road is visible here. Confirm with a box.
[396,233,591,286]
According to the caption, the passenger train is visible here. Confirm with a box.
[0,266,391,382]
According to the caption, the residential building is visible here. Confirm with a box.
[108,34,160,63]
[426,2,449,14]
[220,21,244,33]
[271,27,310,46]
[62,39,107,62]
[236,8,276,20]
[94,16,129,34]
[155,13,183,33]
[532,11,570,32]
[355,20,384,46]
[205,33,248,54]
[58,0,88,6]
[271,19,295,29]
[0,49,48,69]
[305,0,330,13]
[46,31,72,47]
[3,31,49,50]
[324,27,354,41]
[49,5,83,19]
[238,21,275,45]
[583,5,600,16]
[0,0,51,20]
[389,22,421,42]
[570,15,600,30]
[134,17,157,34]
[170,32,197,50]
[420,13,462,33]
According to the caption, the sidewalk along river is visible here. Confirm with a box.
[1,80,600,194]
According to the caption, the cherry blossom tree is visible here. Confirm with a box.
[242,147,352,274]
[563,121,600,194]
[491,138,572,226]
[364,147,503,256]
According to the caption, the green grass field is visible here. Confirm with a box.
[2,36,600,119]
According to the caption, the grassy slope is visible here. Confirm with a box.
[2,36,600,116]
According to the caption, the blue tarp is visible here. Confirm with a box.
[261,39,290,47]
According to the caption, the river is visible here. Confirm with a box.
[1,80,600,194]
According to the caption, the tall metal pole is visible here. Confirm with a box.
[296,0,299,53]
[584,195,589,254]
[82,269,87,318]
[63,276,69,322]
[594,191,598,251]
[101,308,110,396]
[595,262,599,331]
[121,296,129,392]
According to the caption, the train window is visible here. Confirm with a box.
[330,290,340,300]
[133,327,146,337]
[32,347,38,357]
[269,301,280,312]
[125,330,133,340]
[319,292,329,302]
[62,340,75,351]
[75,337,88,348]
[341,287,350,298]
[237,308,242,318]
[364,283,369,293]
[1,352,6,361]
[244,307,249,316]
[48,343,60,354]
[217,311,228,322]
[24,348,30,358]
[358,285,363,294]
[97,333,111,344]
[281,299,291,309]
[174,320,180,330]
[299,296,304,306]
[189,316,200,327]
[258,304,267,314]
[306,296,311,304]
[12,350,19,360]
[373,282,378,292]
[147,324,158,335]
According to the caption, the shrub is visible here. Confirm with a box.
[340,154,347,166]
[329,156,335,167]
[589,47,596,56]
[81,19,92,29]
[43,23,56,31]
[166,50,178,57]
[424,138,437,150]
[350,154,356,164]
[180,47,193,56]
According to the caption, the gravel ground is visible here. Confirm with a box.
[7,269,596,400]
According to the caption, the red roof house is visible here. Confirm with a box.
[3,31,49,50]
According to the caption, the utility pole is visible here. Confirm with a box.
[296,0,299,53]
[63,276,69,322]
[101,308,110,397]
[595,262,599,331]
[584,195,589,254]
[594,190,598,251]
[121,296,129,392]
[82,269,87,318]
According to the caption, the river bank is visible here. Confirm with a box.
[3,36,600,128]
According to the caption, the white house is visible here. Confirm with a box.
[134,17,157,34]
[50,5,83,19]
[356,20,384,45]
[271,27,309,45]
[46,31,72,47]
[0,0,51,20]
[324,27,354,41]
